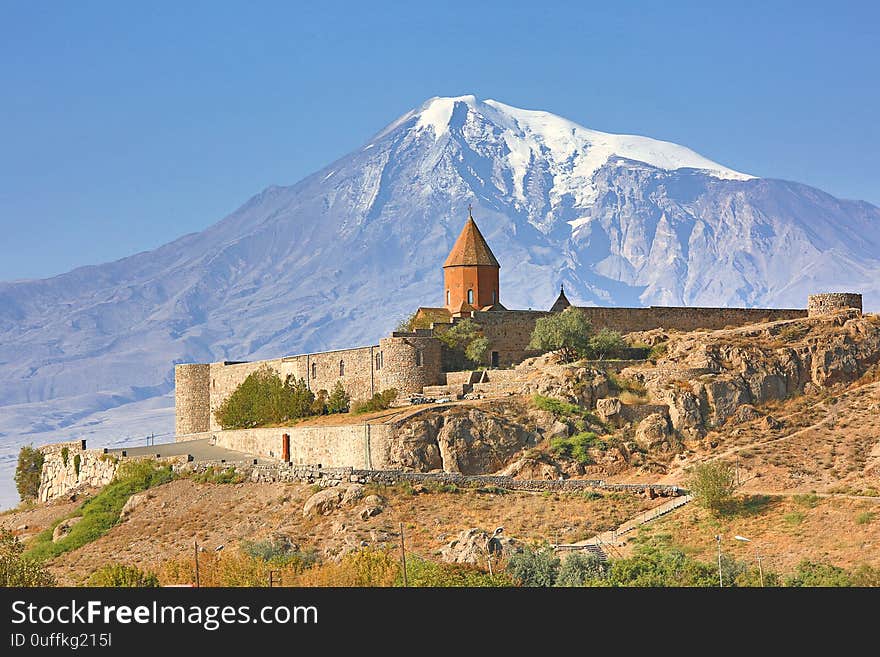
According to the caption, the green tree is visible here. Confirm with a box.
[214,366,317,429]
[588,328,627,360]
[528,307,593,362]
[0,529,55,587]
[326,381,351,414]
[465,336,490,366]
[556,552,609,586]
[311,389,329,416]
[505,546,560,587]
[437,319,480,350]
[686,461,738,514]
[14,445,44,502]
[87,563,159,587]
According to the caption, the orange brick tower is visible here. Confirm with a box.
[443,208,502,316]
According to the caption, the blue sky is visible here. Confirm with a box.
[1,1,877,281]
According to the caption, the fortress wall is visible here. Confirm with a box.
[174,364,211,435]
[470,310,550,366]
[202,347,378,432]
[574,306,807,333]
[807,293,863,317]
[283,345,377,401]
[37,440,117,502]
[378,335,444,397]
[211,424,394,469]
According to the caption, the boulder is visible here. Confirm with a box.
[52,516,82,543]
[634,413,670,451]
[119,492,153,521]
[341,483,365,506]
[440,528,523,565]
[731,404,761,425]
[302,487,344,517]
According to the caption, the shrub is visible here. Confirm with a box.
[856,512,875,525]
[87,563,159,587]
[588,328,627,360]
[214,366,315,429]
[550,432,601,464]
[784,560,852,587]
[353,389,398,414]
[505,545,560,587]
[605,545,718,587]
[25,461,176,562]
[14,445,44,502]
[556,552,609,586]
[648,342,668,360]
[326,381,350,414]
[73,454,81,477]
[240,537,318,568]
[402,556,512,587]
[295,548,400,587]
[0,529,55,586]
[61,446,69,467]
[686,461,738,514]
[528,307,592,362]
[532,395,595,421]
[161,550,310,587]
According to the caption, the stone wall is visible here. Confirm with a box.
[37,440,118,503]
[807,293,863,317]
[175,364,211,435]
[205,345,379,431]
[209,423,395,469]
[377,334,444,397]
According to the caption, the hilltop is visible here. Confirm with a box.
[3,310,879,585]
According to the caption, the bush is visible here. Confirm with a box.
[505,545,560,587]
[295,548,400,587]
[0,529,55,587]
[14,445,44,502]
[686,461,738,514]
[87,563,159,587]
[588,328,627,360]
[240,537,317,568]
[61,446,69,467]
[402,556,512,587]
[326,381,350,414]
[784,560,853,587]
[25,461,176,562]
[605,545,719,587]
[532,395,595,421]
[647,342,668,360]
[161,549,311,587]
[528,307,593,362]
[556,552,609,586]
[214,366,316,429]
[353,389,398,414]
[550,432,601,464]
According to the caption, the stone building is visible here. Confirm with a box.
[175,210,863,436]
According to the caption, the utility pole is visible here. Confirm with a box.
[756,550,764,588]
[715,535,723,588]
[194,539,200,588]
[399,522,408,587]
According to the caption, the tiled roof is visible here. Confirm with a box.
[443,216,500,268]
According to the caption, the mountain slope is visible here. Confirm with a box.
[1,94,879,508]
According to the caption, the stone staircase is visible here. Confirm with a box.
[420,368,531,400]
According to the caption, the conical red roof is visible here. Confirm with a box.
[443,215,500,268]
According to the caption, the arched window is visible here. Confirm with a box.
[415,350,423,366]
[311,362,316,379]
[446,290,450,305]
[339,360,344,377]
[467,289,474,305]
[375,353,381,370]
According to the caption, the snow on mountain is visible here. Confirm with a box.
[1,94,879,508]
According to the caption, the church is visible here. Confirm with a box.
[174,209,853,437]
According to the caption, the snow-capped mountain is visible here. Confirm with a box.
[1,94,879,507]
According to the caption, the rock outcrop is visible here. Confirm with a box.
[389,406,537,474]
[440,528,523,564]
